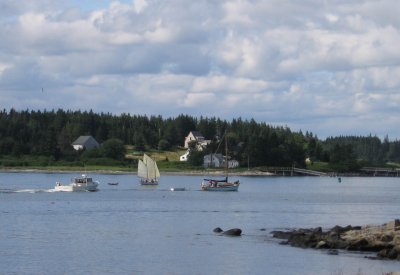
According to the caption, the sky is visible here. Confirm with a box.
[1,0,400,139]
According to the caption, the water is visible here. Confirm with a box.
[1,172,400,275]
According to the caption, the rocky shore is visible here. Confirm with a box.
[271,219,400,260]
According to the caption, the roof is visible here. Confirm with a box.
[72,136,99,148]
[190,131,204,138]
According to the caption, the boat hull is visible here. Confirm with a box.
[201,180,239,191]
[54,184,98,192]
[140,179,158,186]
[54,179,99,192]
[54,184,74,192]
[201,185,239,191]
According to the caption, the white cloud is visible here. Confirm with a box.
[1,0,400,138]
[133,0,148,14]
[0,62,12,75]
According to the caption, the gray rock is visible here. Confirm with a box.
[213,227,223,233]
[223,228,242,236]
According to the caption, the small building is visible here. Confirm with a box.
[203,154,224,168]
[184,131,211,151]
[228,159,240,168]
[203,154,240,168]
[72,136,100,151]
[180,150,190,162]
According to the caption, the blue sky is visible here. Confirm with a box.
[68,0,132,11]
[1,0,400,139]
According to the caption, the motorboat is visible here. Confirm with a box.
[54,174,99,192]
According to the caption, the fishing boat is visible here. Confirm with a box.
[138,154,160,185]
[201,131,240,191]
[54,174,99,192]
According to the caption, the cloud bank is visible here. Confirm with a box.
[1,0,400,139]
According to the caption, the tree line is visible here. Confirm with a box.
[0,109,399,171]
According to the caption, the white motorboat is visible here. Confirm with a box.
[54,174,99,192]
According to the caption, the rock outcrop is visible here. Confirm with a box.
[271,219,400,260]
[213,227,242,236]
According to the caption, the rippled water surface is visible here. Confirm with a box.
[1,172,400,274]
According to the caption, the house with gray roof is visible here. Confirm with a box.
[184,131,211,151]
[203,153,240,168]
[203,154,224,168]
[72,136,100,151]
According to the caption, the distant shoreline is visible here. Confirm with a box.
[2,168,398,177]
[0,168,275,176]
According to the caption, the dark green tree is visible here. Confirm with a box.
[100,138,126,160]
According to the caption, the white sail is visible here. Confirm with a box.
[143,154,160,180]
[143,154,152,166]
[139,154,160,180]
[137,159,148,178]
[154,161,160,179]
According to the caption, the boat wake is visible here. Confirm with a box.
[0,188,60,194]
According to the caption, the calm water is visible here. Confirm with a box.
[1,172,400,275]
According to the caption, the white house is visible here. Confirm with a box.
[72,136,100,151]
[184,131,211,151]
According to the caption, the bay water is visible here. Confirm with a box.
[1,172,400,274]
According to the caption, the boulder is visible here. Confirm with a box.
[213,227,223,233]
[223,228,242,236]
[213,227,242,236]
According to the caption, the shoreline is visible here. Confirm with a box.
[0,168,275,176]
[2,167,398,177]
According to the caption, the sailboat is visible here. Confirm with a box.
[201,132,240,191]
[138,154,160,185]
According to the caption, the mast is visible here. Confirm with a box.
[225,131,228,179]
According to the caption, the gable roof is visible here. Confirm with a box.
[72,136,99,148]
[190,131,204,138]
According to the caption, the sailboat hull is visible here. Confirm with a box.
[140,179,158,185]
[201,180,239,191]
[201,185,239,191]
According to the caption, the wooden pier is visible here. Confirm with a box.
[257,166,400,177]
[259,167,327,176]
[360,167,400,177]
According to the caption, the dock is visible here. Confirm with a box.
[258,167,327,176]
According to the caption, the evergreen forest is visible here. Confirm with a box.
[0,109,399,172]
